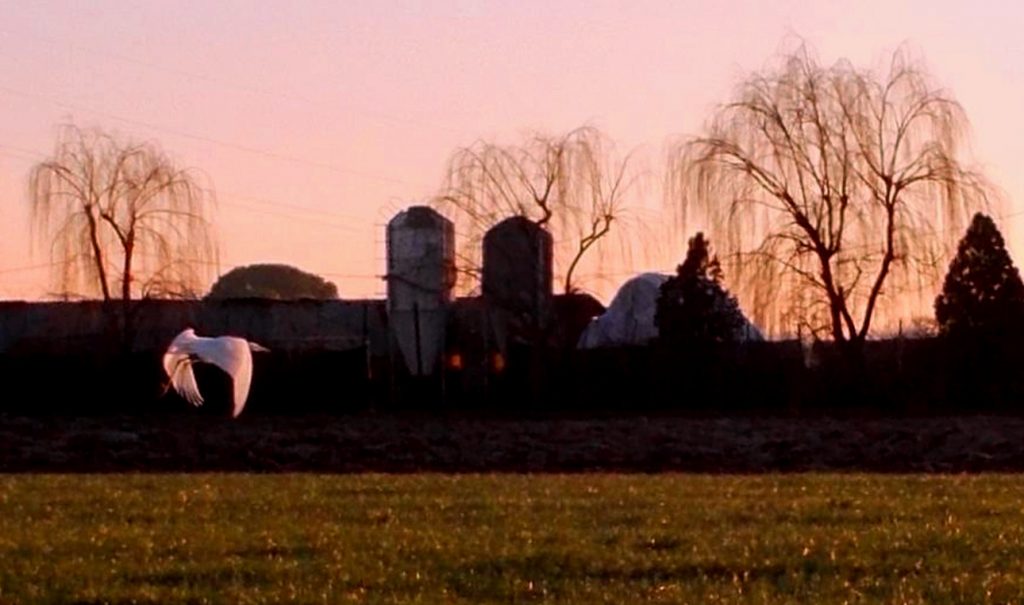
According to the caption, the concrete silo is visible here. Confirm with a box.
[482,216,553,325]
[386,206,456,376]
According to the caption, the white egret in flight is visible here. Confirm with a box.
[162,328,270,418]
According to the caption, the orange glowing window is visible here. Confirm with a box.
[448,352,463,370]
[492,352,506,373]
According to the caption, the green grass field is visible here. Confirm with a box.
[2,474,1024,604]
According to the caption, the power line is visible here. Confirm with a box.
[0,84,434,189]
[0,260,67,275]
[0,143,381,228]
[209,188,369,223]
[217,199,367,233]
[0,30,468,138]
[0,148,40,163]
[0,143,390,283]
[0,253,381,281]
[176,258,382,281]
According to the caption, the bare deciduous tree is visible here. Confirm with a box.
[434,126,636,295]
[30,124,217,302]
[668,44,991,355]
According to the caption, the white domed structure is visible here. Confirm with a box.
[577,272,763,348]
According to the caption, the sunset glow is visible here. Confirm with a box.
[1,1,1021,326]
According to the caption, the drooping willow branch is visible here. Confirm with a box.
[668,44,992,344]
[30,123,218,302]
[433,126,637,295]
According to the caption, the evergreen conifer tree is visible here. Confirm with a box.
[935,213,1024,338]
[656,233,747,344]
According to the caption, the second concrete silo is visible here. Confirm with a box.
[482,216,553,325]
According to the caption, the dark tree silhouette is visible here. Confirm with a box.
[935,213,1024,338]
[207,264,338,300]
[668,43,990,354]
[30,123,216,301]
[656,232,748,345]
[433,126,635,295]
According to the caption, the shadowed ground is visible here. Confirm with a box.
[3,414,1024,472]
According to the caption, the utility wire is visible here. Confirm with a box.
[0,84,434,189]
[0,143,379,228]
[0,30,468,137]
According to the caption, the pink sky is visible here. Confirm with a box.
[1,0,1021,313]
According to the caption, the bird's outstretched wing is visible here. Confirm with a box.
[163,350,204,407]
[163,330,204,408]
[197,337,254,418]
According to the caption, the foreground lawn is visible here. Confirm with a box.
[1,474,1024,603]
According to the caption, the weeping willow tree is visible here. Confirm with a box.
[30,124,217,302]
[434,126,637,295]
[668,45,991,354]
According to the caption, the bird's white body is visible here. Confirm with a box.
[162,328,269,418]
